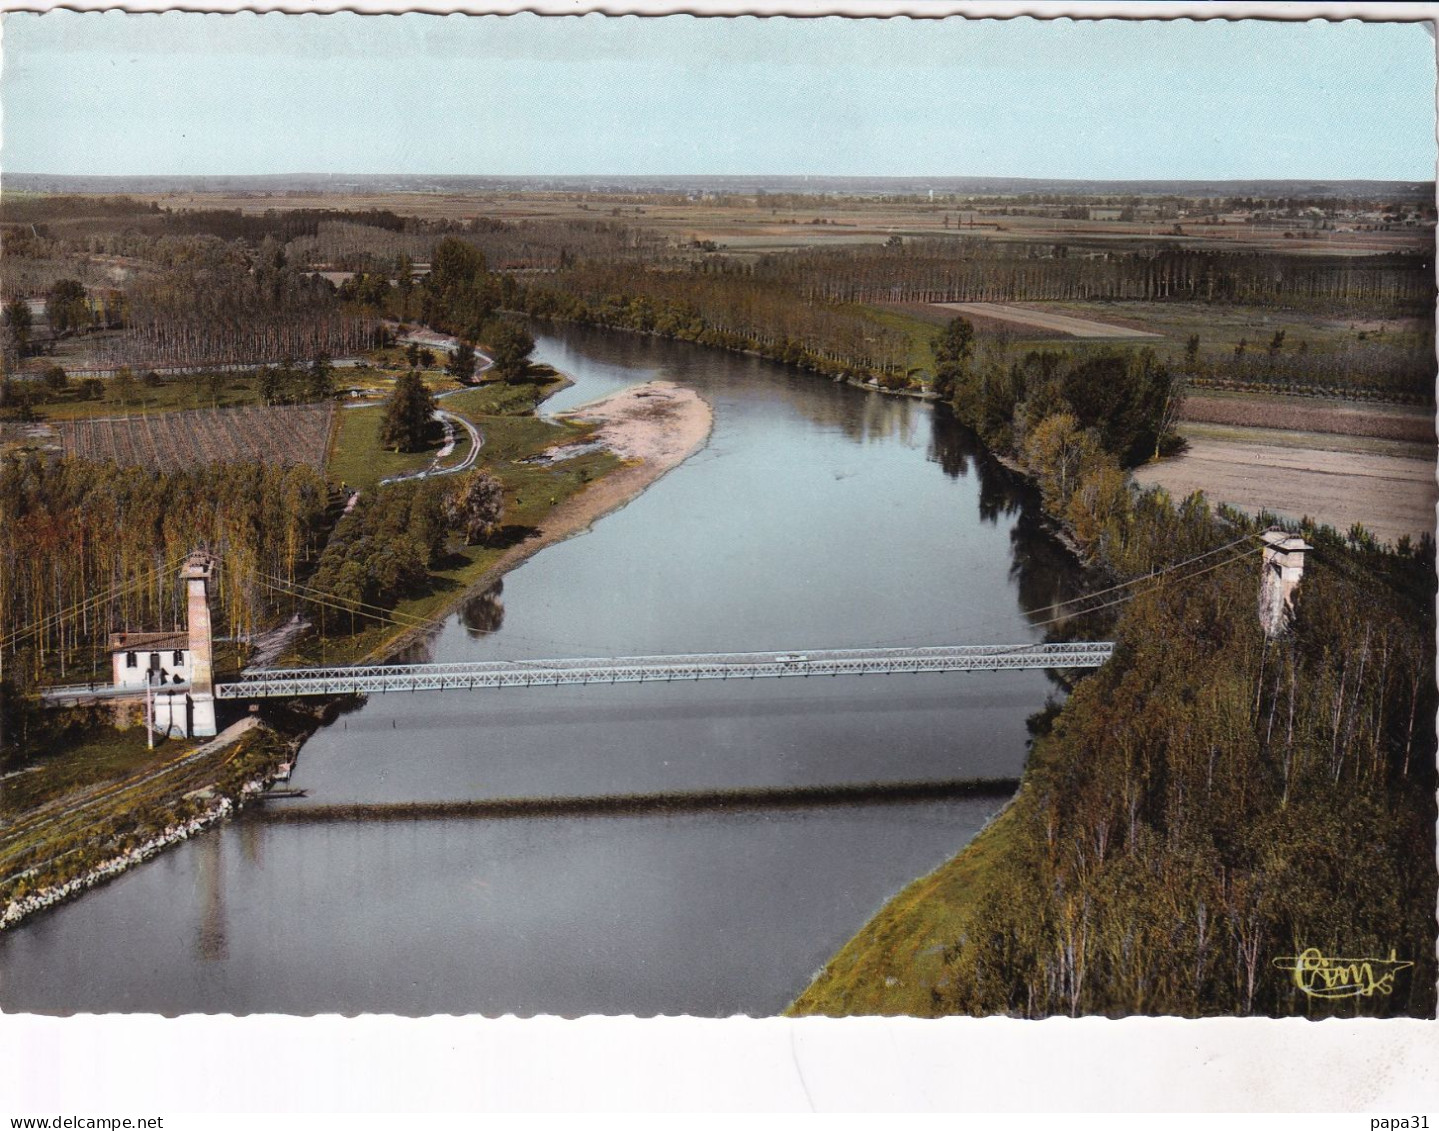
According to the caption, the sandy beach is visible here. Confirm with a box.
[537,379,714,545]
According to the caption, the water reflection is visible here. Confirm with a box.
[194,831,227,962]
[460,580,506,639]
[924,407,1092,627]
[926,408,973,480]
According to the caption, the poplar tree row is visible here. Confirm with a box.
[1,456,332,684]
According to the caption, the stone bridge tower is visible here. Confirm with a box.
[184,551,218,737]
[1259,530,1312,638]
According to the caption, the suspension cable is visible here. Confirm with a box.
[251,576,435,635]
[2,553,188,650]
[1018,545,1264,634]
[254,572,441,631]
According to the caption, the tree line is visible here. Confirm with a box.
[1,456,334,753]
[901,317,1438,1017]
[302,469,504,638]
[786,242,1434,313]
[507,262,916,384]
[922,495,1435,1017]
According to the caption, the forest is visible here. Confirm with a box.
[786,319,1438,1018]
[0,456,334,753]
[786,241,1433,309]
[879,488,1438,1018]
[4,192,1432,401]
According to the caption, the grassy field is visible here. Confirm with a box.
[325,404,451,490]
[1040,300,1429,354]
[856,304,947,378]
[122,189,1435,260]
[0,722,196,817]
[1179,390,1434,443]
[787,790,1028,1016]
[20,369,272,419]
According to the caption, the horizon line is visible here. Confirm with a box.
[5,172,1434,187]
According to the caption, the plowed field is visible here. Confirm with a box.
[54,403,335,471]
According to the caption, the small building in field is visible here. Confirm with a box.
[109,631,192,690]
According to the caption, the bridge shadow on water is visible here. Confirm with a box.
[244,776,1020,824]
[325,682,1046,734]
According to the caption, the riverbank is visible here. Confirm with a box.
[371,379,713,663]
[1,376,711,934]
[787,411,1437,1016]
[786,784,1029,1016]
[0,718,296,931]
[506,310,935,402]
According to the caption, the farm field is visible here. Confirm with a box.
[931,301,1164,339]
[1132,434,1437,545]
[1179,390,1435,443]
[120,189,1434,258]
[52,402,336,471]
[1036,300,1431,354]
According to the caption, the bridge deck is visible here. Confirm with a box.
[215,642,1115,699]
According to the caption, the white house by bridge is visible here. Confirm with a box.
[101,552,219,739]
[109,631,192,690]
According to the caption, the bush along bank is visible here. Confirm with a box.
[0,718,303,930]
[787,320,1437,1019]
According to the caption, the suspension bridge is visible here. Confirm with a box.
[19,530,1292,738]
[213,641,1116,700]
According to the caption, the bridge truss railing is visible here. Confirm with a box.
[215,642,1115,700]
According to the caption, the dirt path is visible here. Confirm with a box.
[1133,437,1437,546]
[931,302,1163,339]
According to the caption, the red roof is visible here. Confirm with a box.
[109,631,189,652]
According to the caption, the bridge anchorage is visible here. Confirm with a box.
[216,642,1116,700]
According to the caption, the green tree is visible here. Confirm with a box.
[4,297,32,355]
[1022,412,1099,511]
[447,469,505,545]
[305,352,335,401]
[46,279,89,336]
[425,237,495,336]
[930,317,975,402]
[446,341,478,384]
[111,366,138,406]
[380,370,438,453]
[258,366,281,405]
[486,321,535,384]
[42,365,68,393]
[0,376,34,421]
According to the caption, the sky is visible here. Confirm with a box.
[0,11,1434,180]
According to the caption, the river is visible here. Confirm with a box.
[0,326,1085,1016]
